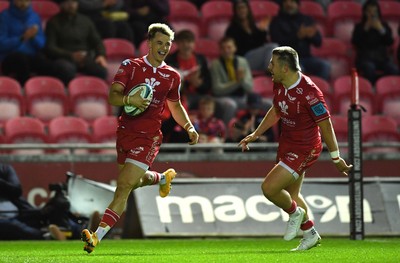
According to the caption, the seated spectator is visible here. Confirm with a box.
[0,163,65,240]
[45,0,108,85]
[269,0,331,81]
[0,0,58,85]
[193,96,226,153]
[166,29,212,110]
[228,92,275,143]
[209,36,253,125]
[225,0,278,73]
[125,0,170,48]
[78,0,134,43]
[351,0,399,84]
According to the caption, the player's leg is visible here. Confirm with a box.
[286,172,321,251]
[261,164,305,241]
[133,169,177,198]
[82,162,145,253]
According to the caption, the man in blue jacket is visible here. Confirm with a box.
[0,0,56,85]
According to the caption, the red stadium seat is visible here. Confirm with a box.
[375,75,400,127]
[92,115,117,143]
[48,116,91,154]
[332,75,375,115]
[253,75,274,100]
[249,1,279,25]
[327,1,362,43]
[379,1,400,39]
[92,115,118,154]
[0,0,9,12]
[0,77,24,127]
[4,117,47,154]
[311,37,352,81]
[201,1,233,40]
[103,38,136,82]
[362,115,400,152]
[300,1,327,36]
[24,76,68,123]
[31,0,59,27]
[194,38,220,63]
[68,76,111,123]
[169,1,201,40]
[330,115,348,142]
[103,38,135,60]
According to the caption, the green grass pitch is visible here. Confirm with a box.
[0,238,398,263]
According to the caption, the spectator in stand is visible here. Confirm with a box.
[225,0,278,73]
[229,92,275,144]
[269,0,331,81]
[351,0,399,85]
[209,36,253,125]
[0,0,58,85]
[193,96,226,152]
[45,0,108,85]
[124,0,170,48]
[0,163,65,240]
[166,29,212,109]
[77,0,134,43]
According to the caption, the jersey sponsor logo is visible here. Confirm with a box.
[306,92,315,100]
[286,152,299,161]
[287,93,297,102]
[308,98,319,105]
[130,146,144,155]
[142,67,147,72]
[278,101,288,115]
[158,71,170,78]
[122,59,132,66]
[281,117,296,127]
[296,87,303,95]
[311,102,327,116]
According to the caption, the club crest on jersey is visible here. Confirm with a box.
[278,101,288,115]
[145,77,160,89]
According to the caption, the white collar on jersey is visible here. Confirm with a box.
[144,55,166,70]
[284,72,302,96]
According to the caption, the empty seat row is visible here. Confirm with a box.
[0,115,118,154]
[0,76,112,126]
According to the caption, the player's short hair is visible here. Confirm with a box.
[148,23,175,41]
[272,46,301,72]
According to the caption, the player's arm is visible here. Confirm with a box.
[318,118,353,176]
[239,105,280,151]
[167,100,199,145]
[108,82,150,111]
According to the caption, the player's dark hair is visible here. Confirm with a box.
[148,23,175,41]
[272,46,301,72]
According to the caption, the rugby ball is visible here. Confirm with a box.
[124,83,153,116]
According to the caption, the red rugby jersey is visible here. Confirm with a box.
[113,56,181,134]
[273,73,331,146]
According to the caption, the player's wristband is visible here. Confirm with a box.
[184,122,193,131]
[330,150,340,163]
